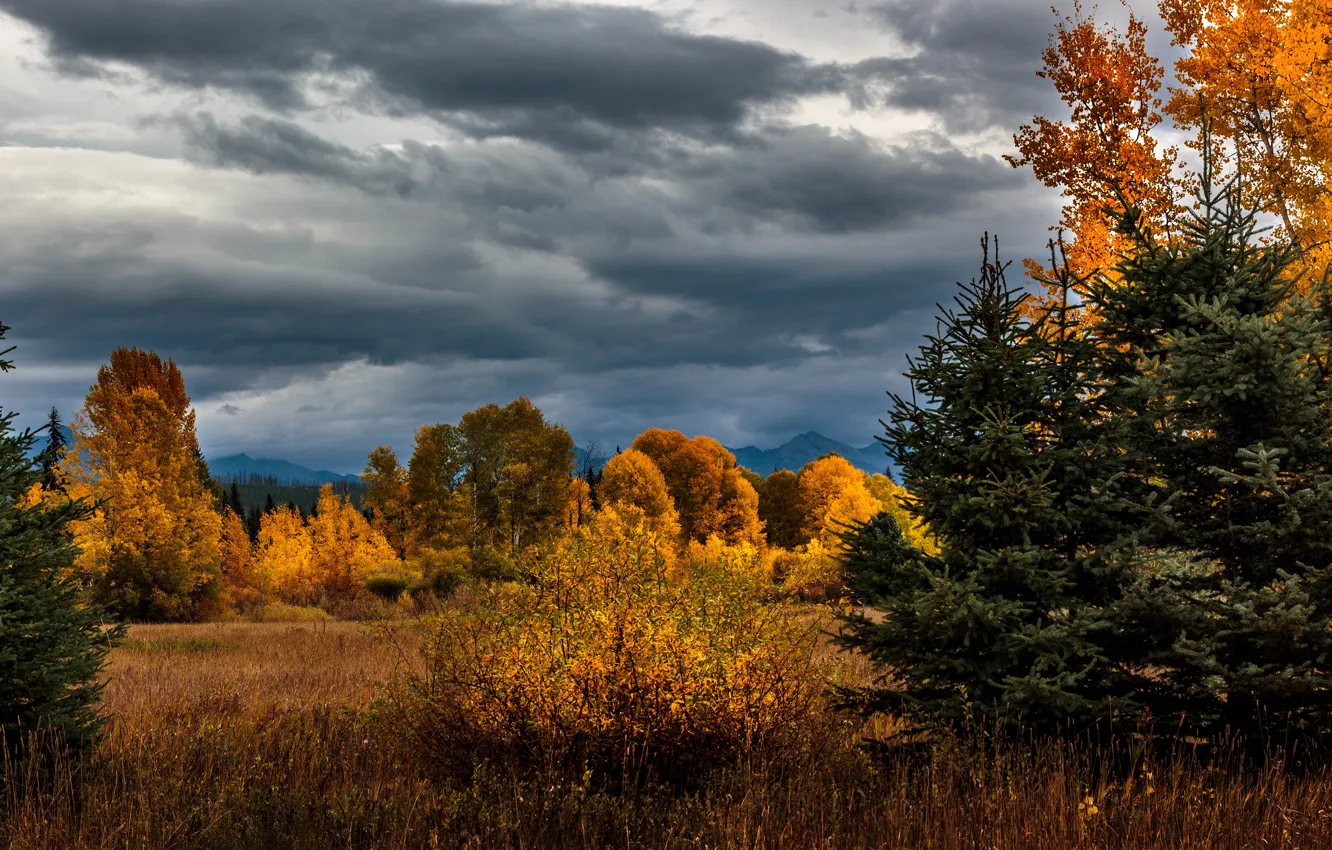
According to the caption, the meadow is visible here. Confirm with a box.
[5,618,1332,849]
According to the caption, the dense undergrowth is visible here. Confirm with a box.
[2,618,1329,848]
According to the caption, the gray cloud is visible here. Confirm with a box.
[164,112,1024,237]
[854,0,1060,133]
[0,0,1066,470]
[3,0,847,152]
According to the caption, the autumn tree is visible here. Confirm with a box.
[1013,0,1332,287]
[630,429,762,545]
[565,476,593,530]
[62,348,223,621]
[598,448,681,537]
[1008,2,1182,288]
[795,455,882,546]
[307,483,396,601]
[256,505,315,605]
[218,506,261,608]
[363,445,411,557]
[1,320,123,755]
[1161,0,1332,270]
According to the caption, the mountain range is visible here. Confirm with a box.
[727,432,891,477]
[29,428,892,484]
[204,454,361,485]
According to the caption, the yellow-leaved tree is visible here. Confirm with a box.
[218,507,262,609]
[596,448,681,539]
[307,483,397,602]
[768,455,883,598]
[256,505,315,605]
[62,348,222,621]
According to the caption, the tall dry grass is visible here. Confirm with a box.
[3,621,1332,848]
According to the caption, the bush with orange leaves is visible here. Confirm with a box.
[388,503,836,785]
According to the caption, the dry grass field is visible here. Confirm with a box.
[4,621,1332,848]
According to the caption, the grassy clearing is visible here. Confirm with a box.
[3,621,1331,848]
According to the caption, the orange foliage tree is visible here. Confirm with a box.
[1008,1,1183,288]
[1160,0,1332,271]
[62,348,222,621]
[1013,0,1332,288]
[629,429,762,545]
[795,455,882,546]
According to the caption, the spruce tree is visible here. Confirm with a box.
[35,406,66,492]
[837,238,1141,740]
[226,479,245,518]
[245,504,262,542]
[1090,172,1332,753]
[0,321,123,755]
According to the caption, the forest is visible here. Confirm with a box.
[7,1,1332,847]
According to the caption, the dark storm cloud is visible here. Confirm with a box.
[2,0,845,152]
[0,0,1067,463]
[686,126,1025,232]
[854,0,1060,133]
[165,113,1023,237]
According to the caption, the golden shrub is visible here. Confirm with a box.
[391,504,832,783]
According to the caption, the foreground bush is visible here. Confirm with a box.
[387,505,835,784]
[7,624,1332,850]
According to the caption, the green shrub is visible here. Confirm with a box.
[365,573,412,602]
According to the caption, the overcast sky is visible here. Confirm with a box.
[0,0,1153,473]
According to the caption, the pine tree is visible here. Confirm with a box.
[226,479,245,519]
[1089,168,1332,753]
[245,504,262,543]
[0,321,124,755]
[36,406,66,492]
[837,237,1141,740]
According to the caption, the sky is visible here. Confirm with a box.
[0,0,1153,473]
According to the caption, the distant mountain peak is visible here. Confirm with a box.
[206,454,359,485]
[726,431,891,477]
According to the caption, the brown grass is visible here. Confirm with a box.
[4,621,1332,848]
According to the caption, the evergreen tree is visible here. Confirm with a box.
[36,406,66,492]
[226,479,245,519]
[0,320,123,755]
[1089,171,1332,752]
[263,493,277,515]
[245,504,262,543]
[837,237,1141,740]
